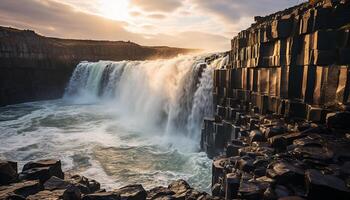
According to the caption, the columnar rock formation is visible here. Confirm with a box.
[201,0,350,199]
[0,27,195,106]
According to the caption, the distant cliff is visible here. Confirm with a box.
[0,26,196,106]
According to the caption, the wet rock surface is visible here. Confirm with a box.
[0,160,218,200]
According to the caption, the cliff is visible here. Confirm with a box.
[0,26,195,106]
[201,0,350,199]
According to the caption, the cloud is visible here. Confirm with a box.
[129,0,182,12]
[0,0,229,51]
[147,13,166,19]
[191,0,305,24]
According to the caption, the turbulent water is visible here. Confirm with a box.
[0,55,228,192]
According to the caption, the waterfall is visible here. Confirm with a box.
[64,55,228,145]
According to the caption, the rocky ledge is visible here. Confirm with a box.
[0,159,218,200]
[205,112,350,200]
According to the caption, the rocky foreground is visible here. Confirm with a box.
[204,112,350,200]
[0,159,217,200]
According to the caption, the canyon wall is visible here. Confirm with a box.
[201,1,350,199]
[0,27,194,106]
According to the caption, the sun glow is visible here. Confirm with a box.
[99,0,129,21]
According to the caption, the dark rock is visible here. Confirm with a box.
[115,184,147,200]
[211,183,222,197]
[305,169,350,200]
[266,161,304,185]
[44,176,70,191]
[212,159,227,186]
[67,174,101,194]
[82,192,121,200]
[326,112,350,130]
[0,180,43,198]
[0,160,18,185]
[249,130,265,143]
[224,173,240,200]
[278,197,305,200]
[236,157,255,173]
[226,144,241,157]
[147,186,174,200]
[63,184,82,200]
[268,135,287,151]
[264,126,286,138]
[20,159,64,183]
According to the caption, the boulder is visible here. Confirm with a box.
[326,112,350,130]
[115,184,147,200]
[249,130,265,143]
[0,160,18,185]
[66,174,101,194]
[0,180,43,198]
[82,192,121,200]
[20,159,64,183]
[305,169,350,200]
[44,176,70,191]
[266,161,304,185]
[147,186,174,200]
[168,180,191,195]
[63,184,82,200]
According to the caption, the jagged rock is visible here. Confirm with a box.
[82,192,121,200]
[147,186,174,200]
[20,159,64,183]
[249,130,265,143]
[305,169,350,200]
[0,180,43,199]
[266,161,304,185]
[44,176,70,191]
[168,180,191,195]
[115,184,147,200]
[326,112,350,130]
[66,174,101,194]
[63,184,82,200]
[0,160,18,185]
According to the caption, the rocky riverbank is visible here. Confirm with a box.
[0,159,217,200]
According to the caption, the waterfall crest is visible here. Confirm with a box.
[64,55,227,145]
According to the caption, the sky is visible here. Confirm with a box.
[0,0,306,51]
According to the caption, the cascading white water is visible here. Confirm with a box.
[0,54,228,192]
[64,55,228,147]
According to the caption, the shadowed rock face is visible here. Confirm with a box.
[0,26,196,106]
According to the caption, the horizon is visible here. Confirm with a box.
[0,0,306,52]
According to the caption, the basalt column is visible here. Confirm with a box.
[201,0,350,199]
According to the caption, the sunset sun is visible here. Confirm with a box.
[99,0,129,21]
